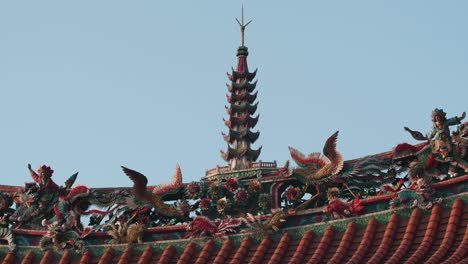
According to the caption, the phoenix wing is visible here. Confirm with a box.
[322,131,344,175]
[121,166,151,202]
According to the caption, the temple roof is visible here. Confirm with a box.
[2,195,466,263]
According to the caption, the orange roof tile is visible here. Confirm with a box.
[39,251,54,264]
[212,239,233,264]
[405,204,442,264]
[58,250,72,264]
[441,222,468,264]
[267,232,291,264]
[328,221,356,264]
[177,242,196,264]
[347,217,377,264]
[386,208,421,264]
[367,213,399,264]
[229,236,252,264]
[307,225,335,264]
[79,250,93,264]
[137,246,154,264]
[248,236,272,264]
[425,198,464,264]
[117,247,133,264]
[157,244,176,264]
[2,252,16,264]
[289,230,314,264]
[98,247,114,264]
[20,251,35,264]
[195,239,215,264]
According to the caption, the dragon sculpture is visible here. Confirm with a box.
[243,210,288,233]
[185,216,243,238]
[390,178,441,210]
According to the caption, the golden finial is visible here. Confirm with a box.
[236,3,252,47]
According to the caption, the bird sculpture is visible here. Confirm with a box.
[121,165,186,220]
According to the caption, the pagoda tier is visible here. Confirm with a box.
[226,91,258,104]
[223,114,259,128]
[221,46,261,170]
[225,102,258,115]
[220,145,262,161]
[226,79,258,93]
[222,128,260,143]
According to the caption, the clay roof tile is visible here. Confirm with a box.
[229,236,252,264]
[213,239,234,264]
[366,213,400,264]
[20,251,35,264]
[290,230,315,264]
[195,239,215,264]
[425,199,464,264]
[137,246,154,264]
[248,236,272,264]
[2,252,16,264]
[39,251,54,264]
[406,204,443,264]
[98,247,114,264]
[58,250,72,264]
[157,244,176,264]
[347,217,378,264]
[328,221,357,264]
[386,208,422,264]
[440,223,468,264]
[79,250,93,264]
[267,232,291,264]
[117,247,133,264]
[177,242,197,264]
[307,225,335,264]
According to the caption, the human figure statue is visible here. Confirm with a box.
[427,109,465,159]
[425,109,468,178]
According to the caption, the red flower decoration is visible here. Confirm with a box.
[199,198,212,211]
[285,187,299,201]
[234,188,249,204]
[187,183,201,199]
[248,180,261,193]
[225,178,239,192]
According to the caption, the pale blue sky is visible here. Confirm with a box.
[1,1,467,187]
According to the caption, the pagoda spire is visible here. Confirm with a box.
[235,4,252,47]
[221,7,261,170]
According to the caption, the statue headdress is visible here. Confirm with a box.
[432,108,447,121]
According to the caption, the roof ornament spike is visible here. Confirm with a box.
[235,3,252,47]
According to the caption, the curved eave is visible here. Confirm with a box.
[223,129,260,143]
[226,79,257,92]
[226,102,258,115]
[226,91,258,104]
[224,115,259,128]
[246,146,262,161]
[227,69,257,82]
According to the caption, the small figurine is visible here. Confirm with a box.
[324,187,363,219]
[427,108,465,159]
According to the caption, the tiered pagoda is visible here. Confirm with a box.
[0,8,468,264]
[221,12,261,171]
